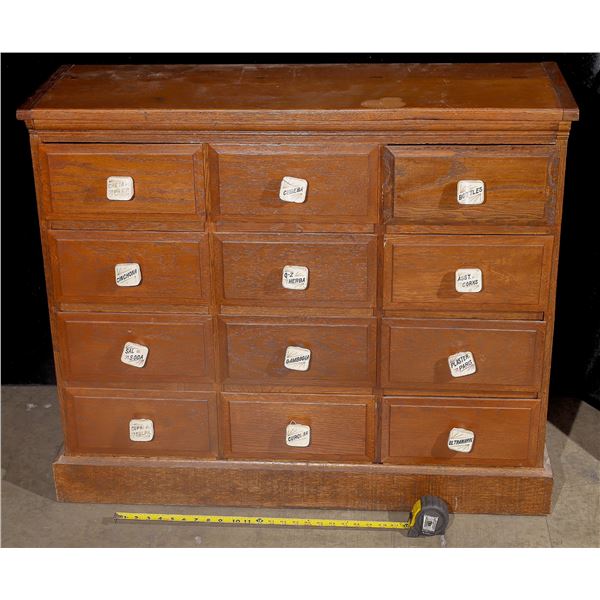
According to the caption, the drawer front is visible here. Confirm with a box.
[56,313,214,387]
[220,317,377,389]
[383,235,553,312]
[215,233,377,308]
[382,397,540,466]
[48,231,210,307]
[64,388,217,458]
[384,145,558,225]
[381,318,545,396]
[40,144,204,220]
[209,144,378,223]
[222,393,375,462]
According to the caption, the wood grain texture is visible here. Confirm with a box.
[381,318,545,396]
[208,143,378,223]
[39,144,205,221]
[56,312,215,388]
[383,145,559,226]
[18,63,578,131]
[214,233,377,309]
[383,235,553,313]
[219,316,377,390]
[221,393,375,462]
[381,396,540,467]
[53,452,554,515]
[48,230,210,308]
[63,388,218,458]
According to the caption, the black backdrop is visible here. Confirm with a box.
[2,53,599,406]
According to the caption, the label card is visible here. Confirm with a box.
[285,422,311,447]
[447,427,475,453]
[279,176,308,203]
[107,176,134,201]
[282,265,309,290]
[115,263,142,287]
[455,268,482,293]
[457,180,485,205]
[129,419,154,442]
[284,346,311,371]
[121,342,149,368]
[448,351,477,378]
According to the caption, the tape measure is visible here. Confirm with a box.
[114,495,449,537]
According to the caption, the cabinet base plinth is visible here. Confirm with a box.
[54,453,553,515]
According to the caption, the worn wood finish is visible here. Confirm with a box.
[383,235,553,313]
[383,145,559,226]
[48,230,210,308]
[381,318,545,396]
[18,63,578,514]
[18,63,577,130]
[381,397,540,467]
[214,233,377,309]
[39,144,205,222]
[56,312,215,388]
[63,388,218,458]
[53,452,554,515]
[221,393,376,462]
[219,316,377,390]
[208,144,378,223]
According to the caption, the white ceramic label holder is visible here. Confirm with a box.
[455,268,482,293]
[457,180,484,205]
[121,342,149,368]
[115,263,142,287]
[279,176,308,203]
[448,351,477,378]
[447,427,475,453]
[284,346,311,371]
[282,265,309,290]
[107,176,134,201]
[129,419,154,442]
[285,422,311,447]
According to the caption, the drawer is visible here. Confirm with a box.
[221,393,375,462]
[383,235,553,312]
[64,388,217,458]
[220,316,377,390]
[48,231,210,308]
[208,144,378,223]
[215,233,377,308]
[382,396,540,466]
[39,144,204,221]
[56,313,214,387]
[383,145,558,226]
[381,318,545,396]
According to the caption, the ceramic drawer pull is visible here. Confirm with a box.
[129,418,154,442]
[106,175,135,201]
[284,346,311,371]
[457,179,484,205]
[279,176,308,203]
[285,422,311,447]
[455,268,482,293]
[115,263,142,287]
[282,265,309,290]
[448,351,476,378]
[121,342,149,368]
[447,427,475,453]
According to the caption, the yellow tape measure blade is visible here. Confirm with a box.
[113,511,410,530]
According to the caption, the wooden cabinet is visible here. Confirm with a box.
[18,62,577,515]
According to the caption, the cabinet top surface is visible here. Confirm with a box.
[18,63,578,129]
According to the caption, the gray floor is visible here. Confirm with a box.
[1,385,598,547]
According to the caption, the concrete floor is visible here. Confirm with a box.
[1,385,598,547]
